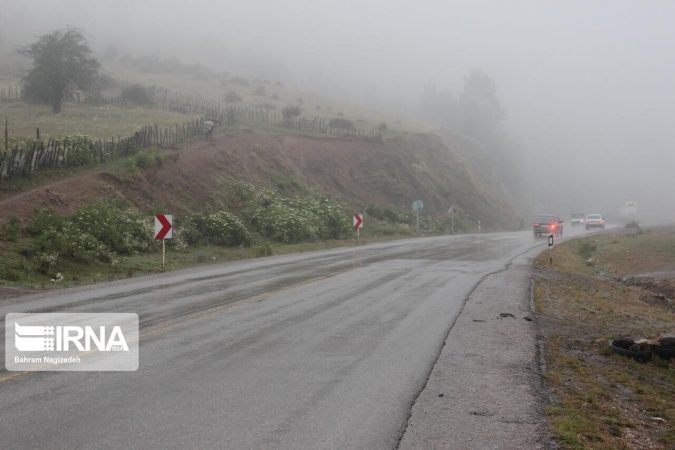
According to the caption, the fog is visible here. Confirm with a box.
[2,0,674,224]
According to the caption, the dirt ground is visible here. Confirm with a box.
[0,128,520,230]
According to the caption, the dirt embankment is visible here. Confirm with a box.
[0,129,520,230]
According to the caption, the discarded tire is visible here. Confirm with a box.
[655,334,675,358]
[609,339,652,362]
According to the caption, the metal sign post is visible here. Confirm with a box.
[154,214,173,270]
[353,214,364,245]
[412,200,424,234]
[448,206,456,234]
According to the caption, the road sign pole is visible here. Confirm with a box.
[548,234,554,265]
[416,210,419,233]
[162,239,166,270]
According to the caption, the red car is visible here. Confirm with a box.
[533,215,563,237]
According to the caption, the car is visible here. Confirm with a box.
[585,213,605,230]
[570,211,585,226]
[533,214,563,237]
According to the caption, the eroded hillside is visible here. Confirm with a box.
[0,129,521,231]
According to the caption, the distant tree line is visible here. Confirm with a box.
[419,69,503,142]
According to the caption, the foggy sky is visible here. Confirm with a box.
[2,0,674,223]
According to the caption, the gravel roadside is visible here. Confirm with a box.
[399,249,550,450]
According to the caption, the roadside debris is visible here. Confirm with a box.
[610,334,675,362]
[498,312,515,318]
[468,408,495,417]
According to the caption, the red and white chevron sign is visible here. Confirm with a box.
[154,214,173,240]
[353,214,363,230]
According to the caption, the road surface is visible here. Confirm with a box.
[0,229,591,449]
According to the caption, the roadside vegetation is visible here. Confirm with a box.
[0,28,503,290]
[534,230,675,449]
[0,165,476,289]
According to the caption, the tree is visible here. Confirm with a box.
[419,83,459,130]
[459,69,503,138]
[281,106,301,125]
[22,28,100,114]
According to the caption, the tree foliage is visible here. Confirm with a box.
[22,28,100,114]
[419,84,459,129]
[459,69,503,137]
[281,105,301,123]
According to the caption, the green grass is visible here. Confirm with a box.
[0,101,196,140]
[536,232,675,448]
[0,233,418,289]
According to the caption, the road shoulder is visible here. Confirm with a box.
[399,250,548,449]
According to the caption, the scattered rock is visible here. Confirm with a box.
[498,313,515,318]
[438,393,444,398]
[472,319,485,323]
[523,316,533,321]
[468,408,495,417]
[650,416,666,424]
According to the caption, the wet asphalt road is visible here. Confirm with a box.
[0,229,593,449]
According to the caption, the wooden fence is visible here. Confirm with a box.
[0,117,204,181]
[86,87,382,139]
[0,85,22,102]
[1,84,383,181]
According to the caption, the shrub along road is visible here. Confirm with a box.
[0,230,599,449]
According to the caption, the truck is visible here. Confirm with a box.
[620,201,638,221]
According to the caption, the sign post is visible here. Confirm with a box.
[448,206,456,234]
[353,214,364,245]
[412,200,424,234]
[548,233,554,265]
[154,214,173,270]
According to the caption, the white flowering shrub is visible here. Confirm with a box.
[246,189,349,243]
[185,211,251,247]
[34,252,59,274]
[204,211,251,246]
[28,201,152,266]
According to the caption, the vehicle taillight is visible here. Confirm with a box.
[533,223,539,227]
[550,224,557,229]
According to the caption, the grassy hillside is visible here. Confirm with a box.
[0,57,522,287]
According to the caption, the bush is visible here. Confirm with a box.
[26,209,64,236]
[578,240,597,259]
[328,117,355,129]
[246,190,349,243]
[625,220,642,233]
[224,91,242,103]
[186,211,251,247]
[120,84,154,106]
[34,252,59,274]
[27,201,153,266]
[254,241,273,257]
[61,134,95,167]
[282,106,301,123]
[1,217,20,241]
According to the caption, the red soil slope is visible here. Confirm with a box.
[0,129,520,230]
